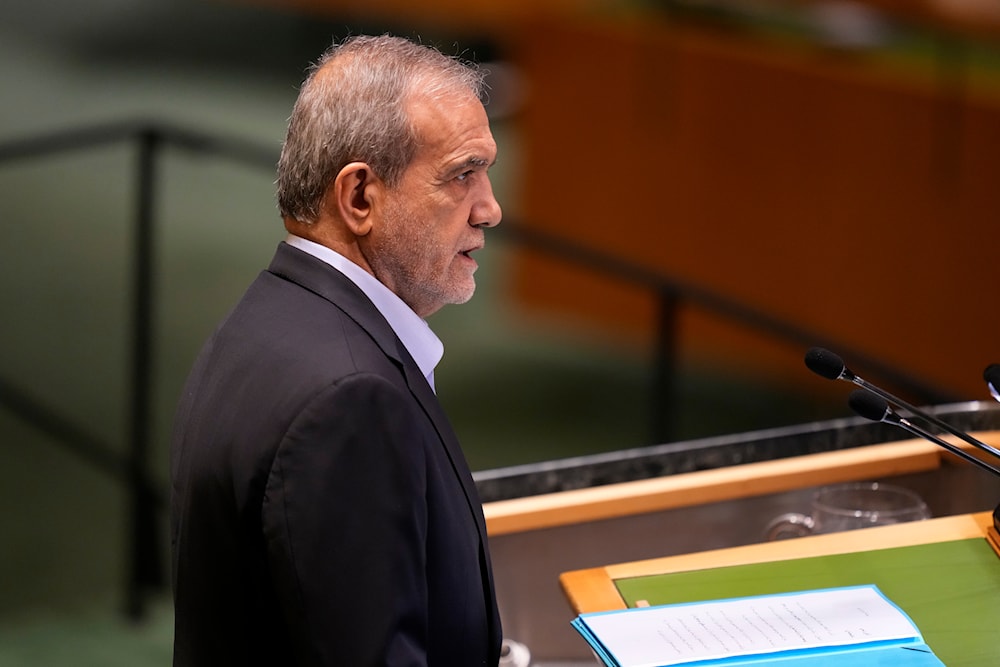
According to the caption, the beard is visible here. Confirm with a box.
[365,194,477,318]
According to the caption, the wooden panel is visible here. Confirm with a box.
[483,431,1000,535]
[604,511,993,580]
[560,510,995,614]
[559,567,628,614]
[510,19,1000,398]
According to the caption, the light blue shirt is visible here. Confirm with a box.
[284,234,444,392]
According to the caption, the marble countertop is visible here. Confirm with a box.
[474,401,1000,503]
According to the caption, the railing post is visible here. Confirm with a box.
[126,127,164,620]
[651,287,679,444]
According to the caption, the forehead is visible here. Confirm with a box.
[405,90,497,168]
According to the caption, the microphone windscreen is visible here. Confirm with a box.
[805,347,846,380]
[848,388,889,422]
[984,364,1000,402]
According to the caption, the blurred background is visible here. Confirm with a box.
[1,0,998,663]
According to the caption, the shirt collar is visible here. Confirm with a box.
[284,234,444,390]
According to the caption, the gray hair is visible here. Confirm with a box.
[276,35,486,224]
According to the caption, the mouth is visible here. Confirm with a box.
[459,244,483,259]
[459,231,486,262]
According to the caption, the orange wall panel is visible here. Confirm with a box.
[509,19,1000,398]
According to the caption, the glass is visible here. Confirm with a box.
[765,482,931,540]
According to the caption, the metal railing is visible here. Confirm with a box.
[0,120,956,619]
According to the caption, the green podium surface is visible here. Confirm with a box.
[616,539,1000,666]
[561,513,1000,667]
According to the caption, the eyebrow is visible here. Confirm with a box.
[448,156,495,176]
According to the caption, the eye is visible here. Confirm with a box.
[455,170,474,182]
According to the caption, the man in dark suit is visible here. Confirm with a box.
[169,35,503,666]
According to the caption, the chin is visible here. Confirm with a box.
[448,284,476,306]
[450,290,475,306]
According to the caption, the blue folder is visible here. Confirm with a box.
[571,585,945,667]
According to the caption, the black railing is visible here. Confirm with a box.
[0,121,275,620]
[0,120,957,619]
[496,223,958,438]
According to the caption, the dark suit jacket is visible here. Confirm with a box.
[169,242,501,666]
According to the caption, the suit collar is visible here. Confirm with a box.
[267,242,404,363]
[266,242,495,592]
[282,235,444,383]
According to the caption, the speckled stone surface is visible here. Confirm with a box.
[474,401,1000,502]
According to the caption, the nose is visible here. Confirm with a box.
[472,180,502,228]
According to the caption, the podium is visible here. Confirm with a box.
[481,412,1000,663]
[560,513,1000,665]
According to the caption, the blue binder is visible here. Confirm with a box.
[571,585,945,667]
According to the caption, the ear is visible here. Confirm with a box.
[329,162,381,236]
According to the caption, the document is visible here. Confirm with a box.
[571,585,945,666]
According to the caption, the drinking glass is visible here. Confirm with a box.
[765,482,931,540]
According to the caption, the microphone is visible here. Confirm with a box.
[984,364,1000,403]
[805,347,1000,462]
[848,389,1000,478]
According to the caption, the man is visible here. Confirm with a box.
[169,35,503,666]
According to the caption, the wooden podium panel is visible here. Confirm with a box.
[561,512,1000,665]
[486,433,1000,536]
[561,512,995,613]
[485,427,1000,661]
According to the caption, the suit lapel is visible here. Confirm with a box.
[400,346,489,540]
[400,352,502,651]
[267,242,497,601]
